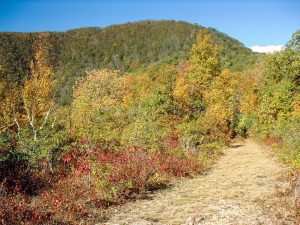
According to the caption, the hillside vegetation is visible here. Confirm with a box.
[0,20,259,104]
[0,21,299,224]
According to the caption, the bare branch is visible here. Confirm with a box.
[37,102,54,132]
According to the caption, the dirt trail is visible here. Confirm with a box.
[102,139,294,225]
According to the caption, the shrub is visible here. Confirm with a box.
[270,118,300,169]
[0,134,13,160]
[61,147,203,202]
[0,152,39,195]
[0,194,52,225]
[3,147,202,224]
[236,114,254,137]
[177,117,206,150]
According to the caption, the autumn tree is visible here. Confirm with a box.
[121,65,177,151]
[174,29,221,114]
[120,92,171,152]
[174,30,221,149]
[72,69,132,149]
[0,82,19,133]
[71,63,179,152]
[254,31,299,134]
[205,69,240,142]
[188,29,220,89]
[0,82,20,155]
[243,31,300,169]
[14,33,63,167]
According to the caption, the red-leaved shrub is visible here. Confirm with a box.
[0,194,52,224]
[0,146,203,224]
[61,147,202,201]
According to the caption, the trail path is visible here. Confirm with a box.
[103,139,294,225]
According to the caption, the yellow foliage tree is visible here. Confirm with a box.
[173,63,190,111]
[205,69,239,141]
[292,94,300,119]
[188,29,220,89]
[0,82,20,133]
[174,29,220,113]
[121,65,177,151]
[13,33,59,165]
[238,66,260,115]
[18,33,55,140]
[72,69,132,147]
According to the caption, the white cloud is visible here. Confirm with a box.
[250,45,284,53]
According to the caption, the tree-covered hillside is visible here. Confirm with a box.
[0,20,260,104]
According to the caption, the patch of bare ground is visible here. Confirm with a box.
[100,139,296,225]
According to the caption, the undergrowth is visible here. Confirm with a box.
[0,143,222,224]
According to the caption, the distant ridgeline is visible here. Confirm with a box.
[0,20,260,104]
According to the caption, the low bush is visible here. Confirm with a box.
[264,118,300,170]
[0,146,205,224]
[0,152,41,196]
[61,147,203,202]
[0,194,52,225]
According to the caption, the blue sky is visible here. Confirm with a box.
[0,0,299,48]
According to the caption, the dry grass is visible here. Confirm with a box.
[100,139,295,225]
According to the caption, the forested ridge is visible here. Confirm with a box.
[0,20,260,104]
[0,21,299,224]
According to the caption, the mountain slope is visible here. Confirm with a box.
[0,20,260,104]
